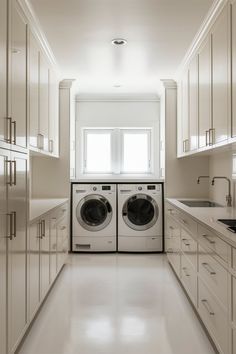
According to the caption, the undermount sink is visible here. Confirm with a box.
[218,219,236,226]
[179,200,223,208]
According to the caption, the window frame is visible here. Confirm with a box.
[82,127,152,175]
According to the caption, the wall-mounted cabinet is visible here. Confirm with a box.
[29,30,59,157]
[178,2,232,157]
[232,0,236,138]
[0,0,7,146]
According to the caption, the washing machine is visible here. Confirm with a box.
[72,184,116,252]
[118,184,163,252]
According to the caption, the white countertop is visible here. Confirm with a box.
[30,198,69,223]
[71,178,164,183]
[166,198,236,247]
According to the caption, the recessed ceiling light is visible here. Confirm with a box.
[111,38,127,46]
[113,84,122,88]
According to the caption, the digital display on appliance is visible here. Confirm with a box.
[102,186,111,190]
[147,185,156,190]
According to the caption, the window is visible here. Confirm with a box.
[82,128,152,174]
[84,130,112,173]
[121,130,151,173]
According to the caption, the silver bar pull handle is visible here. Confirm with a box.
[182,267,190,277]
[205,130,209,146]
[202,262,216,275]
[11,211,16,238]
[11,120,16,144]
[49,139,54,153]
[201,299,214,316]
[6,117,12,143]
[6,213,13,240]
[41,220,45,237]
[6,160,12,186]
[209,128,215,146]
[12,160,16,186]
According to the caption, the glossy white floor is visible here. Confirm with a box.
[18,254,216,354]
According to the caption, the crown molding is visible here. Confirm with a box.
[17,0,60,72]
[175,0,228,79]
[60,79,76,89]
[160,79,177,89]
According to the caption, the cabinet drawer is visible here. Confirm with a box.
[198,224,229,263]
[181,228,197,269]
[178,211,197,237]
[165,203,180,220]
[198,279,228,354]
[199,246,228,309]
[181,254,197,305]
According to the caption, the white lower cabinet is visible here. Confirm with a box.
[198,279,228,354]
[28,202,69,323]
[165,201,233,354]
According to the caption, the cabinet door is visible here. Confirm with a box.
[40,218,50,298]
[29,30,39,149]
[0,0,7,144]
[28,222,40,320]
[181,70,189,153]
[49,69,59,156]
[50,214,57,281]
[0,149,9,354]
[188,56,198,151]
[8,152,27,353]
[8,0,27,149]
[198,35,211,148]
[232,0,236,137]
[211,4,230,144]
[39,53,49,152]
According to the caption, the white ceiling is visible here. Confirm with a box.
[29,0,214,96]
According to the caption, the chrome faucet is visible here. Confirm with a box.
[197,176,209,184]
[211,176,232,207]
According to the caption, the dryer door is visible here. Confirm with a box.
[122,194,159,231]
[77,194,113,232]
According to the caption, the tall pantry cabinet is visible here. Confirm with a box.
[0,0,64,353]
[0,0,28,353]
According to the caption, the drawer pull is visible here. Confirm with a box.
[201,299,215,316]
[202,262,216,275]
[202,234,215,244]
[181,219,188,225]
[182,267,190,277]
[60,226,66,230]
[169,226,174,230]
[182,239,190,246]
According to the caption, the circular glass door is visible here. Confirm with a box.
[122,194,158,231]
[77,195,112,231]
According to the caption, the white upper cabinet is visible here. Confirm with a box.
[0,0,7,145]
[232,0,236,137]
[39,52,49,152]
[181,70,189,153]
[211,3,230,144]
[198,35,212,149]
[29,30,39,149]
[188,56,198,151]
[8,0,27,150]
[49,68,59,156]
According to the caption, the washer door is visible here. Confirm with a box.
[77,195,112,231]
[122,194,158,231]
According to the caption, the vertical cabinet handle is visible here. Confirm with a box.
[41,220,45,237]
[11,120,16,144]
[12,160,16,185]
[6,117,12,143]
[49,139,54,153]
[6,213,13,240]
[6,160,12,186]
[209,128,215,146]
[12,211,16,238]
[205,130,209,146]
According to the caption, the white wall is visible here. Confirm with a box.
[75,98,160,179]
[209,150,235,207]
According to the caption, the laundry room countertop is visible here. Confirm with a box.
[30,198,69,223]
[71,177,165,183]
